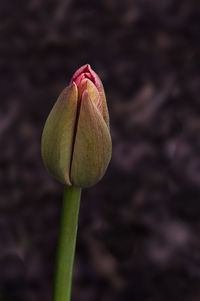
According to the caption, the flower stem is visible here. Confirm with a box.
[53,185,82,301]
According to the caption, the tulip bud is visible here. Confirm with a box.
[41,64,112,188]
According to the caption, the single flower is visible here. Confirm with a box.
[41,64,112,188]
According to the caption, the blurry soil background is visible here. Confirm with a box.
[0,0,200,300]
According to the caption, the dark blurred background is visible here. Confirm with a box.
[0,0,200,300]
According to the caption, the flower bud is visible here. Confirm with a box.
[41,64,112,188]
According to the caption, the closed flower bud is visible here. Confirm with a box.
[41,64,112,188]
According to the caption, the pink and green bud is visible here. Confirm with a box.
[41,64,112,188]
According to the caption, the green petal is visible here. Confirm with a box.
[41,84,78,185]
[70,90,112,188]
[95,74,110,128]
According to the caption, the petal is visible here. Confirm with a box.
[41,83,78,185]
[71,64,110,127]
[86,65,110,128]
[70,90,112,188]
[78,78,102,115]
[96,78,110,128]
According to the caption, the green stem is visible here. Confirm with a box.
[53,185,82,301]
